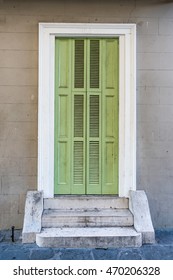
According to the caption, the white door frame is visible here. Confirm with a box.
[38,23,136,198]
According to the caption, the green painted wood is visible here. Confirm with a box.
[101,38,119,194]
[86,39,102,194]
[72,39,86,194]
[54,38,72,194]
[55,38,119,195]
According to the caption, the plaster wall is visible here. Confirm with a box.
[0,0,173,229]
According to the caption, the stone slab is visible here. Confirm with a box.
[36,227,142,248]
[22,191,43,243]
[30,248,54,260]
[42,208,133,228]
[59,248,93,260]
[44,196,129,210]
[129,190,155,244]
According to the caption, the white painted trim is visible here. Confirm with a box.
[38,23,136,198]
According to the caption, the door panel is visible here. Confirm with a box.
[55,39,72,194]
[102,39,119,194]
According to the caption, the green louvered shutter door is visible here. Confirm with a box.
[55,38,119,195]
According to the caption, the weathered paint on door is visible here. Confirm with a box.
[54,38,119,194]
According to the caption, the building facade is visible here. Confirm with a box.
[0,0,173,232]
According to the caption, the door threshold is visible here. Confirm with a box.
[53,194,119,198]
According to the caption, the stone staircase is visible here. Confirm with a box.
[36,196,142,248]
[22,191,155,248]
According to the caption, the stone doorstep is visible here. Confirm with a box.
[42,208,134,228]
[44,196,129,210]
[43,208,132,216]
[22,191,155,246]
[36,227,142,248]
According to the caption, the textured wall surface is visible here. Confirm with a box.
[0,0,173,229]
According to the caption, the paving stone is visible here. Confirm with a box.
[140,245,160,260]
[155,230,173,244]
[159,246,173,260]
[141,244,173,260]
[92,248,119,260]
[0,244,9,255]
[118,249,143,260]
[50,252,61,260]
[0,232,4,242]
[30,248,54,260]
[22,243,38,249]
[59,249,93,260]
[0,248,30,260]
[0,236,4,242]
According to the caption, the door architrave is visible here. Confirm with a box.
[38,23,136,198]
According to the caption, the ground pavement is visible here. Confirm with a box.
[0,229,173,260]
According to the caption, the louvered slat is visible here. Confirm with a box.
[90,40,99,88]
[74,141,84,184]
[74,95,84,137]
[89,95,99,137]
[89,141,99,184]
[74,40,84,88]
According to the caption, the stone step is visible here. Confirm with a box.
[36,227,142,248]
[44,196,129,210]
[42,208,133,228]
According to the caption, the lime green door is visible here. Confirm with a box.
[55,38,119,195]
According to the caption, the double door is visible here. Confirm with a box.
[54,38,119,194]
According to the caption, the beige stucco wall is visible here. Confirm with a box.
[0,0,173,229]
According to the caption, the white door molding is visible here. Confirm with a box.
[38,23,136,198]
